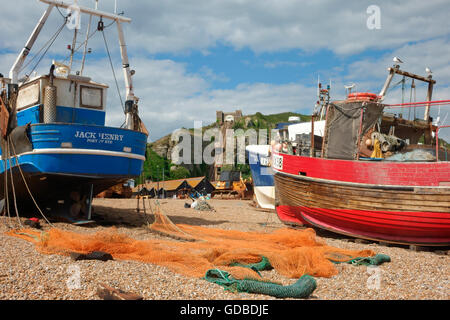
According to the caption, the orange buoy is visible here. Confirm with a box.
[347,92,379,101]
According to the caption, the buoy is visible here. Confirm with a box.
[347,92,379,101]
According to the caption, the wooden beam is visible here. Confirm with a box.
[424,81,434,121]
[97,284,143,300]
[389,67,436,84]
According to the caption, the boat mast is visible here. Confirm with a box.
[69,29,78,72]
[116,21,134,103]
[39,0,138,130]
[379,66,436,121]
[9,4,55,83]
[80,0,98,76]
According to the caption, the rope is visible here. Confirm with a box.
[61,28,98,66]
[2,144,12,229]
[330,254,391,266]
[12,231,41,242]
[6,137,22,228]
[150,199,194,239]
[21,20,67,83]
[60,16,116,67]
[9,137,55,227]
[101,26,125,113]
[204,268,317,299]
[19,18,67,74]
[56,6,67,20]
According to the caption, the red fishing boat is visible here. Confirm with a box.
[273,64,450,246]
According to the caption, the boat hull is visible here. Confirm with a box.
[274,153,450,246]
[0,169,130,209]
[254,186,275,210]
[1,123,147,209]
[247,146,275,210]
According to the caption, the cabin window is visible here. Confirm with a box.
[17,81,40,110]
[80,86,103,110]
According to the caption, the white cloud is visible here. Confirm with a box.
[6,0,448,56]
[118,0,450,55]
[122,59,318,141]
[2,0,450,143]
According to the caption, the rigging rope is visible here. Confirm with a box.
[61,27,99,66]
[6,137,23,229]
[21,20,67,83]
[2,145,12,229]
[100,22,125,113]
[9,139,55,227]
[19,14,68,74]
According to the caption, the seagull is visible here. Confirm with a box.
[344,83,356,90]
[425,67,432,75]
[393,56,403,64]
[344,83,356,95]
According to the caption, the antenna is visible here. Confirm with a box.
[344,83,356,96]
[80,0,98,75]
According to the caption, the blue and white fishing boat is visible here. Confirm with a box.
[0,0,147,221]
[246,144,275,210]
[246,121,326,210]
[246,81,331,210]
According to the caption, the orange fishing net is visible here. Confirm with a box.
[7,204,376,282]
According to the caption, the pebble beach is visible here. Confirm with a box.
[0,198,448,300]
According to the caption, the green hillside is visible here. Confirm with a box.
[232,112,311,130]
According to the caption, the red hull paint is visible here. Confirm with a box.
[274,153,450,245]
[276,205,450,245]
[274,152,450,187]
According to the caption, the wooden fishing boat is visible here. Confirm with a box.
[246,144,275,209]
[273,66,450,246]
[0,0,148,220]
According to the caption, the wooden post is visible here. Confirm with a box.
[321,105,330,158]
[423,81,434,150]
[378,67,395,99]
[424,81,433,120]
[97,284,143,300]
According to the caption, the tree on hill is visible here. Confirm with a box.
[170,165,191,179]
[136,147,170,184]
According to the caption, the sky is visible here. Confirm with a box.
[1,0,450,141]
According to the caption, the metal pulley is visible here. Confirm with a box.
[371,132,406,153]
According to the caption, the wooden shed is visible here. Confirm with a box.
[185,177,215,196]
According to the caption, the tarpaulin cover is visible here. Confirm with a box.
[324,101,384,160]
